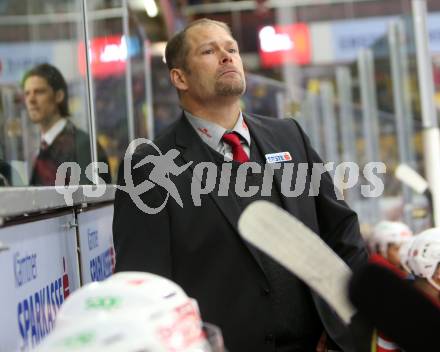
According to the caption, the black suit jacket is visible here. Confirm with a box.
[113,113,368,352]
[31,120,111,186]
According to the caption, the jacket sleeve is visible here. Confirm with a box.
[291,119,369,351]
[112,148,172,279]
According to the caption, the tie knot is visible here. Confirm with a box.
[222,132,249,163]
[222,132,242,147]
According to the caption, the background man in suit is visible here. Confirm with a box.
[113,19,368,351]
[23,63,110,185]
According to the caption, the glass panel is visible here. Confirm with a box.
[84,0,148,182]
[289,0,439,226]
[151,53,180,135]
[364,11,434,229]
[242,73,288,118]
[0,0,94,186]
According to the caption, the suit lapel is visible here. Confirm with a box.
[244,113,300,219]
[175,115,242,232]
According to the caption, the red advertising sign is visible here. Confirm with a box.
[78,35,127,78]
[258,23,311,67]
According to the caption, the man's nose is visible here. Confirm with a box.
[26,93,36,103]
[220,50,233,64]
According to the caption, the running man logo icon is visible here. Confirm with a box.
[117,138,192,215]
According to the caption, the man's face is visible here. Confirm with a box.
[433,263,440,288]
[24,75,62,126]
[387,243,401,266]
[180,23,246,101]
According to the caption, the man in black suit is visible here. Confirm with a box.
[113,19,368,351]
[23,63,110,186]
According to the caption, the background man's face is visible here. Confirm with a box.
[183,23,246,101]
[24,75,61,126]
[387,243,401,266]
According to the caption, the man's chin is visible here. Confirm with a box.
[29,114,45,125]
[29,116,41,123]
[215,82,245,97]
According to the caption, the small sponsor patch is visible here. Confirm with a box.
[197,127,212,138]
[265,152,292,163]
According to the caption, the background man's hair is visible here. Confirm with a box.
[165,18,232,72]
[22,63,70,117]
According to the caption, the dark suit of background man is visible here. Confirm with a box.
[113,19,368,352]
[23,63,110,186]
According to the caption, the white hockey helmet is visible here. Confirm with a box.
[372,221,413,257]
[35,307,212,352]
[398,237,415,273]
[56,272,190,328]
[47,272,214,352]
[407,228,440,290]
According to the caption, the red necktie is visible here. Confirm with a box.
[222,132,249,163]
[32,140,56,185]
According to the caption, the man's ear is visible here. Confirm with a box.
[55,90,65,104]
[170,68,188,92]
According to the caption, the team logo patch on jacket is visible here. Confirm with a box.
[265,152,292,163]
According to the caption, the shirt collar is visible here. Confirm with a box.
[184,110,251,149]
[230,112,250,146]
[41,118,67,146]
